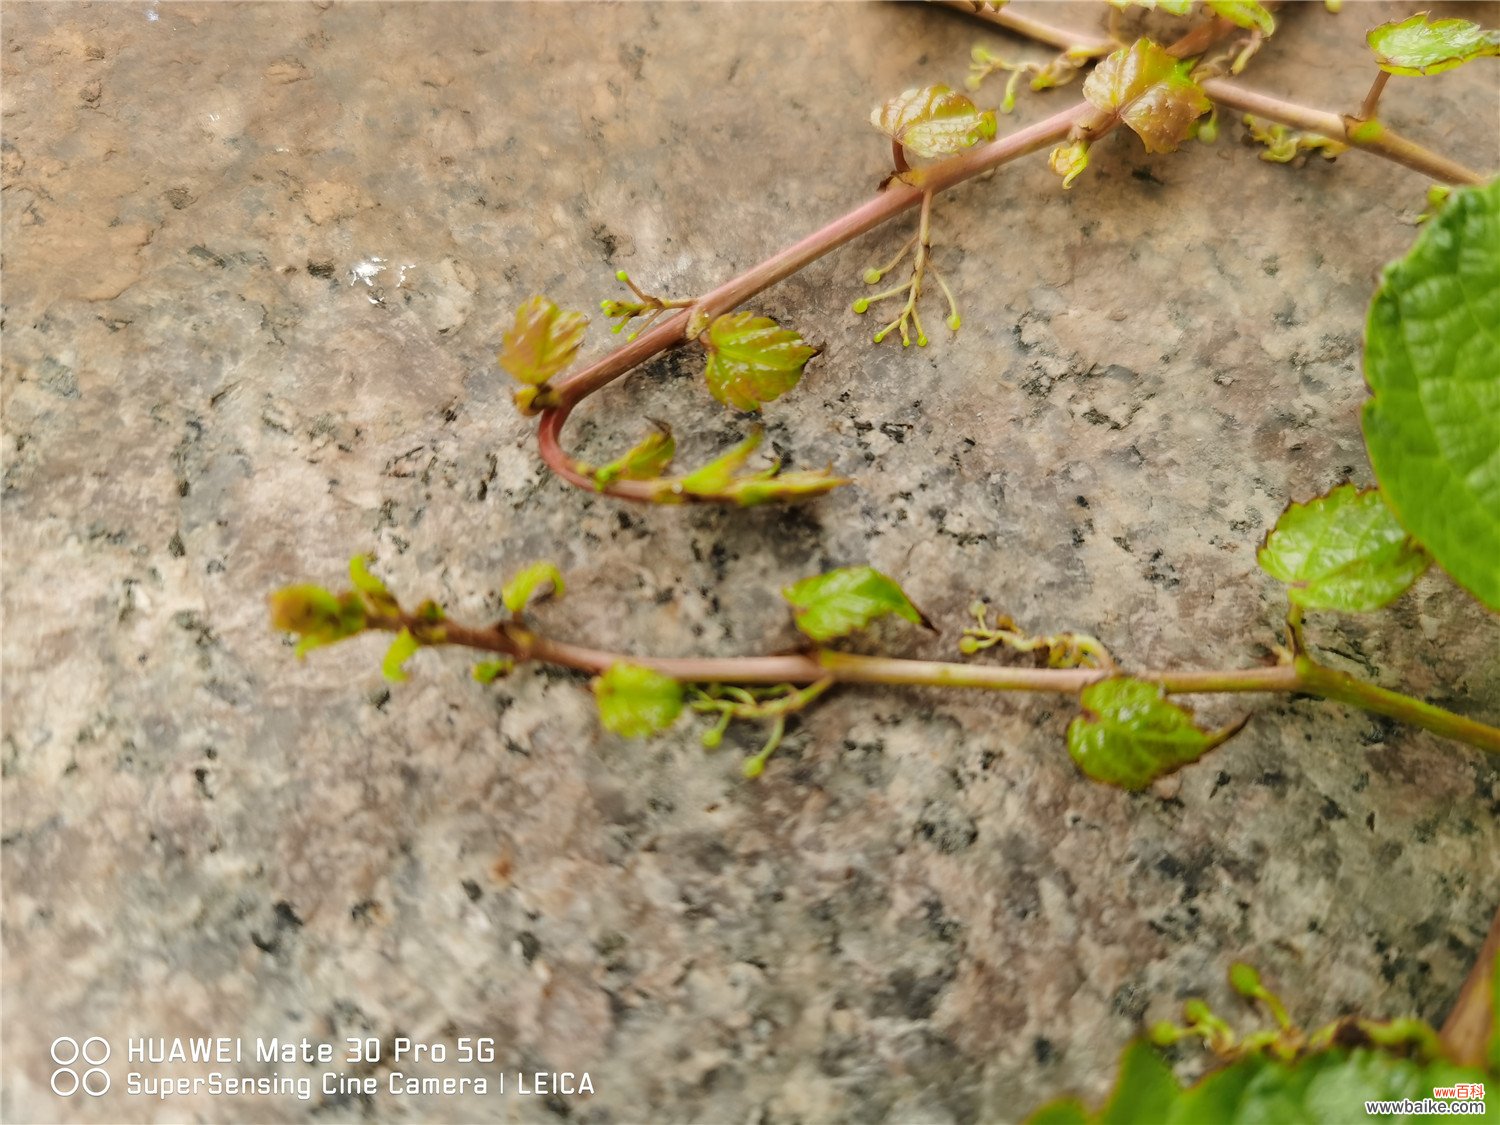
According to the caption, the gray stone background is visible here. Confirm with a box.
[3,2,1497,1122]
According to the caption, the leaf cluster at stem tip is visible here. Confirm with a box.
[1028,958,1495,1124]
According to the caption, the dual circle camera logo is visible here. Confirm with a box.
[50,1037,110,1097]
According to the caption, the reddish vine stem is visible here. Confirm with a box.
[526,61,1481,504]
[377,615,1500,755]
[933,0,1116,55]
[527,101,1092,416]
[1440,904,1500,1066]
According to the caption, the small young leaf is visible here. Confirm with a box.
[593,425,675,487]
[1083,39,1211,154]
[1067,678,1242,790]
[1363,179,1500,610]
[1367,12,1500,76]
[783,566,932,643]
[1258,485,1429,612]
[594,663,684,738]
[499,295,588,386]
[721,468,850,507]
[1206,0,1275,36]
[268,585,368,657]
[349,555,399,615]
[702,312,818,413]
[382,628,421,683]
[871,85,998,160]
[678,429,765,496]
[473,658,514,684]
[1049,139,1091,189]
[502,561,565,614]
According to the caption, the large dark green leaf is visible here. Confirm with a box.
[1031,1041,1490,1123]
[1363,179,1500,610]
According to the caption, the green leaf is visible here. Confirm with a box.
[1033,1037,1492,1124]
[653,429,848,506]
[871,85,998,159]
[594,663,684,738]
[720,468,849,507]
[349,554,399,615]
[268,585,368,657]
[1206,0,1275,36]
[702,312,818,413]
[1363,179,1500,610]
[782,566,931,643]
[1083,39,1211,154]
[499,295,588,386]
[472,658,514,684]
[382,628,420,683]
[1489,944,1500,1072]
[1257,485,1430,612]
[1068,678,1242,790]
[502,561,565,614]
[1368,12,1500,76]
[1026,1101,1091,1125]
[679,429,766,496]
[593,425,675,487]
[1097,1040,1180,1124]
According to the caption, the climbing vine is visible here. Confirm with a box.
[271,2,1497,1109]
[272,2,1498,783]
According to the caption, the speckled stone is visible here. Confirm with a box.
[3,3,1498,1122]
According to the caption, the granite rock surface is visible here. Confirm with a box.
[3,2,1498,1122]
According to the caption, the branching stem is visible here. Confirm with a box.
[527,48,1481,503]
[370,613,1500,755]
[1200,78,1484,185]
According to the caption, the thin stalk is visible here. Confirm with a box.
[1358,69,1391,121]
[375,614,1500,755]
[892,138,911,176]
[1202,77,1485,185]
[933,0,1116,55]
